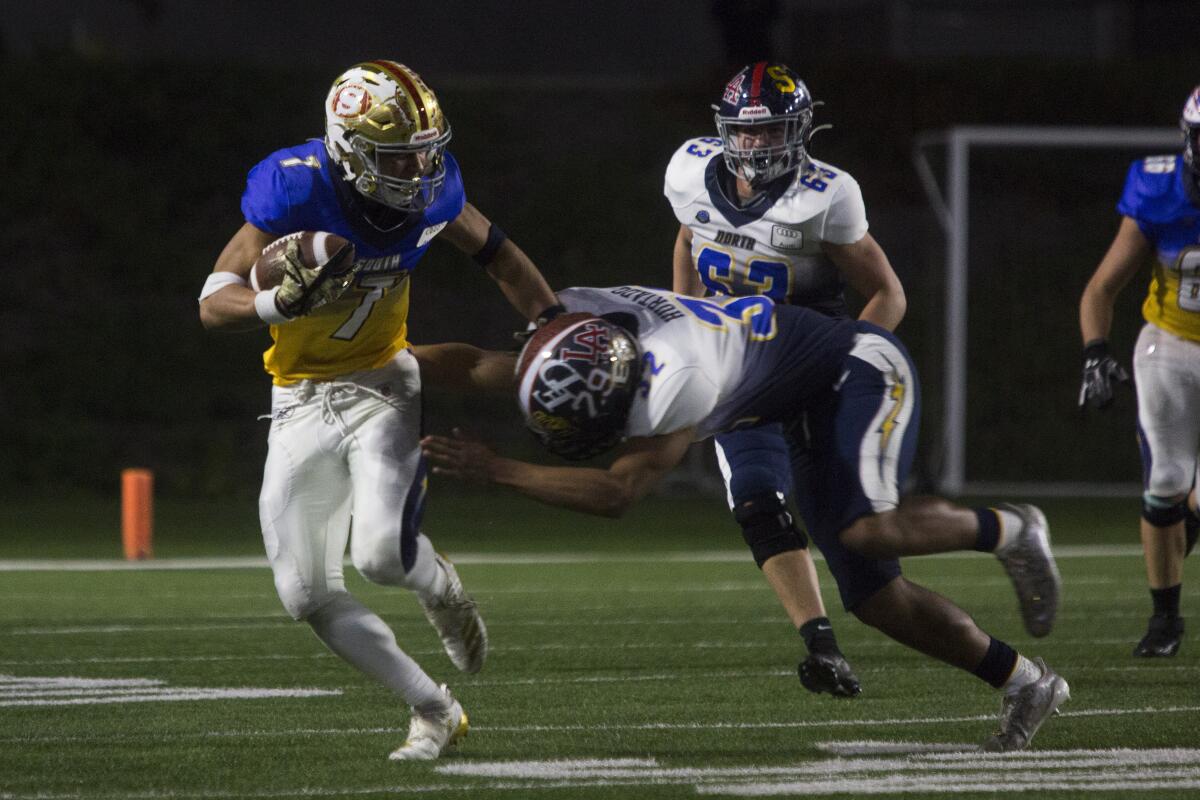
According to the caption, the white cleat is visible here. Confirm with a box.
[421,554,488,673]
[996,503,1061,638]
[981,658,1070,752]
[388,684,469,761]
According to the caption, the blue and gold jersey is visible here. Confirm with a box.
[1118,154,1200,342]
[240,140,466,384]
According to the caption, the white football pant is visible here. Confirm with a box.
[1133,322,1200,498]
[258,348,447,710]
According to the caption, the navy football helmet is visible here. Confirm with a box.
[1182,86,1200,174]
[516,313,642,460]
[714,62,814,188]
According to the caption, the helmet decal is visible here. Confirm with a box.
[323,60,452,214]
[516,314,642,460]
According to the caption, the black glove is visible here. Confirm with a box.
[1078,339,1131,410]
[512,303,567,347]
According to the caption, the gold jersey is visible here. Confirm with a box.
[1142,250,1200,343]
[264,272,410,385]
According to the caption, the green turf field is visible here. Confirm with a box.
[1,490,1196,798]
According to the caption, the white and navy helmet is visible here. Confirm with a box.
[714,62,814,188]
[516,313,642,460]
[1182,86,1200,174]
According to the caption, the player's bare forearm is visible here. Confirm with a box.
[200,222,278,331]
[410,343,516,393]
[1080,217,1149,343]
[485,243,558,321]
[422,428,695,519]
[199,285,268,331]
[858,284,906,331]
[824,234,906,332]
[672,224,703,296]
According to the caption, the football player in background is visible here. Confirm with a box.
[663,62,905,697]
[198,60,558,760]
[422,286,1069,752]
[1079,86,1200,658]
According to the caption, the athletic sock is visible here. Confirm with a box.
[1151,584,1182,619]
[1002,654,1043,695]
[307,592,445,711]
[972,636,1019,689]
[799,616,841,656]
[972,508,1001,552]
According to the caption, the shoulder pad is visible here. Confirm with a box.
[664,137,723,205]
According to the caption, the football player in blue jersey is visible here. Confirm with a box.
[197,60,559,761]
[1079,86,1200,658]
[663,62,906,697]
[422,287,1069,752]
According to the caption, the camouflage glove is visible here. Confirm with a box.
[1078,339,1131,410]
[273,239,357,318]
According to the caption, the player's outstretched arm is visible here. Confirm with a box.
[440,202,559,322]
[410,343,517,393]
[421,428,695,518]
[199,222,279,331]
[822,233,906,331]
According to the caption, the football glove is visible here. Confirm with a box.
[512,302,567,347]
[1078,339,1130,410]
[274,239,358,318]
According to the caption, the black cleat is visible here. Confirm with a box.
[798,652,862,697]
[1133,615,1184,657]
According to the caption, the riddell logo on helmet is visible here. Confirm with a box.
[332,84,371,117]
[737,106,772,120]
[410,129,442,144]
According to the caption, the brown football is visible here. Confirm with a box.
[250,231,355,291]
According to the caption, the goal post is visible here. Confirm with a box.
[913,125,1180,497]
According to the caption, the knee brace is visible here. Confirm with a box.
[733,491,808,568]
[1142,493,1188,527]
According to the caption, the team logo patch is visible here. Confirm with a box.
[331,83,371,118]
[416,221,449,247]
[770,225,803,250]
[695,210,710,223]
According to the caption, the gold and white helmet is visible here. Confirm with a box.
[324,60,452,212]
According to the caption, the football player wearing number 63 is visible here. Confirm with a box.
[422,286,1069,751]
[198,60,558,762]
[1079,86,1200,659]
[664,62,906,698]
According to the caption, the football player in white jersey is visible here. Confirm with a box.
[663,62,905,697]
[421,287,1068,752]
[198,60,559,761]
[1079,87,1200,658]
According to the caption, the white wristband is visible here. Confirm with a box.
[254,286,292,324]
[198,271,248,302]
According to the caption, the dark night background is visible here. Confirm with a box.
[2,0,1197,498]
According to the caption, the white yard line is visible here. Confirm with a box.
[4,704,1199,744]
[0,544,1144,572]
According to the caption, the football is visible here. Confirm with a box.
[250,231,355,292]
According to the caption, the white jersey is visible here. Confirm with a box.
[664,136,868,316]
[557,286,855,440]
